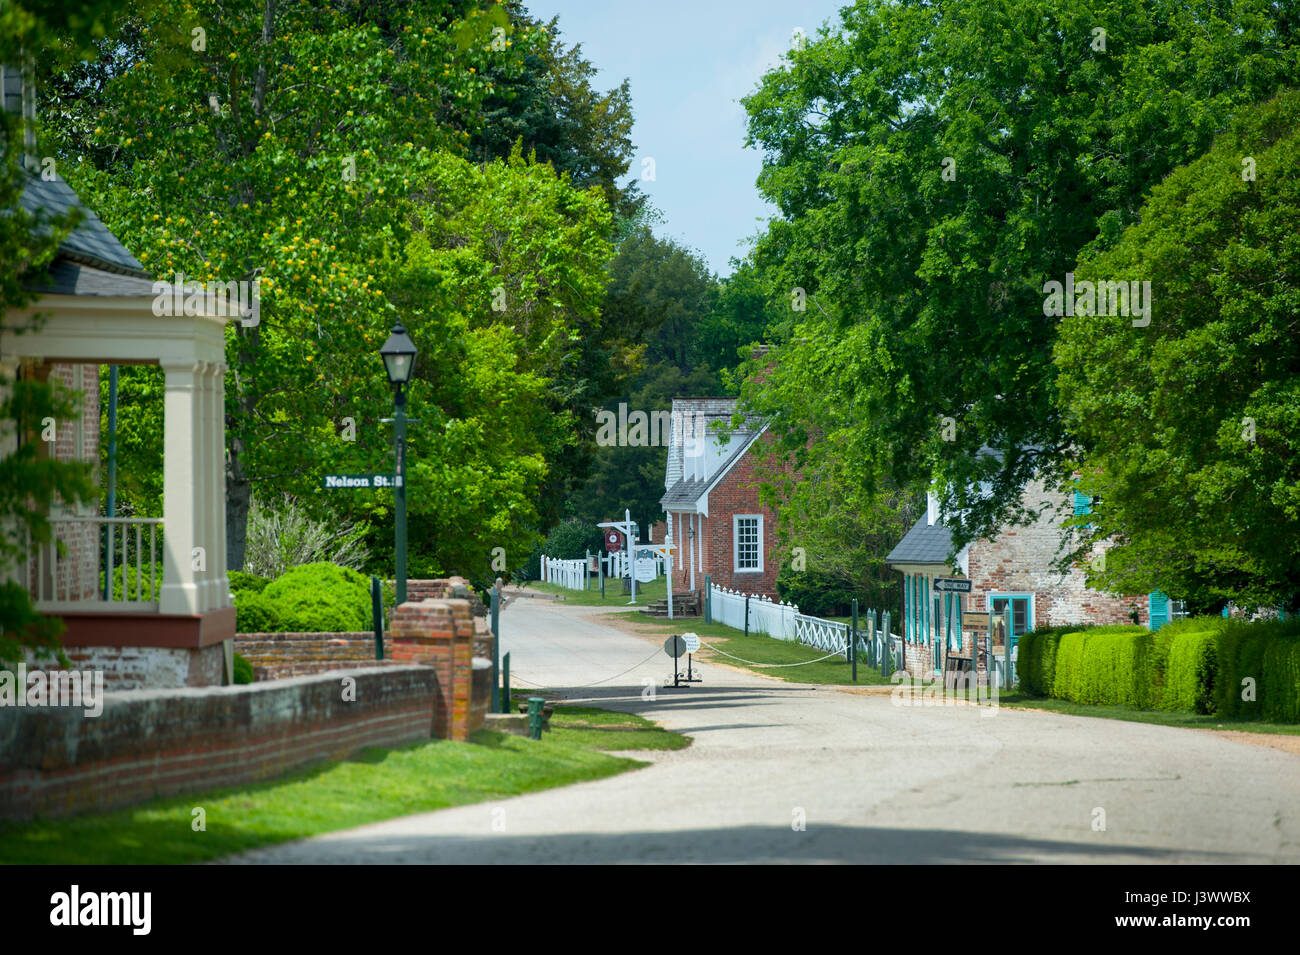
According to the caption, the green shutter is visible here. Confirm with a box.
[1149,591,1169,631]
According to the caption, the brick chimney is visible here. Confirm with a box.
[1,59,38,170]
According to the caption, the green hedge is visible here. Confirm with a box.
[1215,619,1300,722]
[1051,625,1152,707]
[234,589,282,633]
[1017,624,1078,696]
[1018,614,1299,721]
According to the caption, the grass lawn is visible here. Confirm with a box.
[0,706,688,865]
[525,575,667,608]
[995,691,1300,735]
[605,613,895,686]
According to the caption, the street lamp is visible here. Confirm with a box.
[379,323,417,605]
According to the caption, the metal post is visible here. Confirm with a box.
[394,387,408,606]
[881,610,892,677]
[851,597,858,681]
[490,578,501,713]
[626,509,636,606]
[584,551,590,591]
[527,696,544,740]
[502,651,511,714]
[703,574,712,623]
[1003,605,1014,688]
[744,594,750,639]
[371,575,384,660]
[599,556,605,599]
[103,364,118,599]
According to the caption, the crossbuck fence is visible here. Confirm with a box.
[540,556,586,590]
[708,585,904,670]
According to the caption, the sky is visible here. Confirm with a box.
[526,0,850,277]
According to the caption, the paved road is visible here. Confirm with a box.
[236,599,1300,863]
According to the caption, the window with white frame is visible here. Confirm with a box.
[733,514,762,572]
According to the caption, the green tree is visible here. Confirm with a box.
[742,0,1300,550]
[44,0,621,576]
[469,5,642,220]
[0,0,128,665]
[1053,90,1300,610]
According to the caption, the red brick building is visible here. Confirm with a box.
[660,397,781,599]
[886,480,1168,677]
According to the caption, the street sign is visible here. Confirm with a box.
[605,529,622,552]
[934,577,973,593]
[322,473,402,490]
[663,635,686,658]
[961,611,990,631]
[682,632,701,654]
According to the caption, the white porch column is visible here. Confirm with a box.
[160,361,202,614]
[195,361,213,610]
[688,512,696,592]
[210,361,230,607]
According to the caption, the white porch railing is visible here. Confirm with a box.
[540,555,586,591]
[27,516,164,609]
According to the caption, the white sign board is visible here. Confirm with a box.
[634,558,657,583]
[682,632,701,654]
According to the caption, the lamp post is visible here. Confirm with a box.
[379,322,417,605]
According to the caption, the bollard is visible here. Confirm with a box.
[370,575,384,660]
[501,651,511,714]
[527,696,545,740]
[490,579,501,713]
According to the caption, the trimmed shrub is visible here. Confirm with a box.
[1161,630,1218,713]
[234,589,282,634]
[1017,625,1076,696]
[262,562,372,633]
[1051,625,1150,707]
[228,571,271,596]
[1215,619,1300,722]
[233,652,255,684]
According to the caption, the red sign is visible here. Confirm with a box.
[605,529,622,553]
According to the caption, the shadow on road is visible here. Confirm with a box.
[247,823,1233,865]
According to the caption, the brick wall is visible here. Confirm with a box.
[388,598,479,742]
[47,643,226,690]
[234,632,382,680]
[966,478,1149,629]
[702,438,782,596]
[0,665,436,821]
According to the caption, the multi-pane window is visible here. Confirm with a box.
[734,515,761,571]
[991,596,1031,637]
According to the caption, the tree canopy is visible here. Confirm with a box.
[1054,89,1300,610]
[741,0,1300,551]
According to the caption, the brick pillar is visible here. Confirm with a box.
[388,598,476,741]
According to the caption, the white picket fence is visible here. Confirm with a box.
[541,555,586,591]
[708,584,903,662]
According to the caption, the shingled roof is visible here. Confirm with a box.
[886,514,955,566]
[16,172,150,290]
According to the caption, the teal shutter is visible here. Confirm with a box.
[1149,591,1169,631]
[1073,491,1091,515]
[904,574,911,643]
